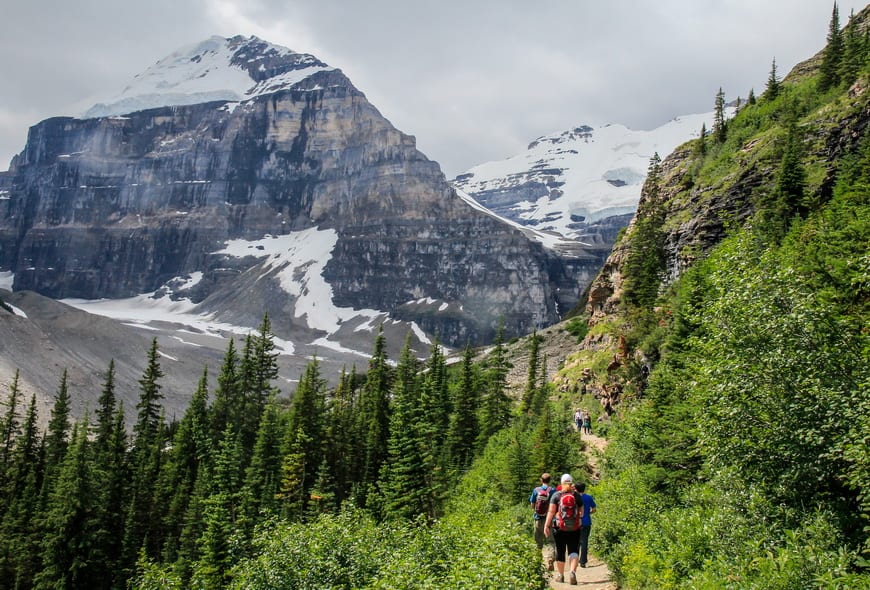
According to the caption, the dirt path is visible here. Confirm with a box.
[545,431,616,589]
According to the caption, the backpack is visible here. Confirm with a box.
[556,492,580,531]
[533,486,551,516]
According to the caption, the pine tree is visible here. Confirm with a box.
[477,323,513,448]
[819,2,844,91]
[748,88,757,105]
[378,335,440,520]
[765,58,780,101]
[44,369,72,480]
[193,428,242,590]
[133,338,165,449]
[159,369,211,564]
[713,87,727,143]
[210,338,240,443]
[285,355,327,507]
[354,326,392,506]
[446,345,481,473]
[0,394,43,587]
[93,359,117,455]
[696,122,707,156]
[0,369,22,477]
[323,366,358,504]
[521,331,541,414]
[623,153,667,309]
[839,9,864,85]
[35,420,99,590]
[242,400,284,520]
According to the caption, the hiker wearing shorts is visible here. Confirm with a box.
[544,473,584,585]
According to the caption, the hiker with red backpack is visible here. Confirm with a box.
[529,473,557,570]
[543,473,584,585]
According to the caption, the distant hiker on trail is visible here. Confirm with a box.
[529,473,556,571]
[544,473,584,585]
[582,410,592,435]
[575,481,597,568]
[573,409,583,431]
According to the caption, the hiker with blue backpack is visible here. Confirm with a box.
[543,473,584,585]
[529,473,557,571]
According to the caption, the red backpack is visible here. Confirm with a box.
[533,486,551,516]
[556,492,580,531]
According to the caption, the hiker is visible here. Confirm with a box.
[573,409,583,431]
[544,473,584,585]
[575,481,597,568]
[582,410,592,435]
[529,473,556,570]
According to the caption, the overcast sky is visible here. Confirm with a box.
[0,1,860,177]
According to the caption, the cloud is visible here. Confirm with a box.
[0,0,858,176]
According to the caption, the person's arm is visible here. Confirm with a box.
[543,501,557,536]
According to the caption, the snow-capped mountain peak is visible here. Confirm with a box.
[81,35,334,118]
[452,113,720,241]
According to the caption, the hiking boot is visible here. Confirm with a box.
[569,570,577,585]
[555,573,564,583]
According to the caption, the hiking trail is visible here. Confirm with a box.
[546,431,615,590]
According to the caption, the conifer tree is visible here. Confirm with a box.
[93,359,117,454]
[286,355,327,505]
[623,153,667,309]
[355,326,392,506]
[713,87,727,143]
[378,335,445,519]
[0,369,22,476]
[477,323,513,448]
[819,2,844,91]
[160,369,211,563]
[420,339,451,452]
[210,338,241,443]
[748,87,757,105]
[44,369,72,480]
[521,331,541,414]
[193,427,242,590]
[35,420,99,590]
[765,58,780,100]
[242,400,284,520]
[323,366,358,503]
[446,345,481,473]
[839,9,864,85]
[90,405,128,590]
[277,431,308,520]
[696,122,707,156]
[133,338,165,449]
[0,394,42,587]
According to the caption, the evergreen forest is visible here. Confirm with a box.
[1,4,869,589]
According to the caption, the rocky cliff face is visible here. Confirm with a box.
[0,35,592,349]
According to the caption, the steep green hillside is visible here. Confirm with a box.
[562,5,870,587]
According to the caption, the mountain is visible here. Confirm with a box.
[451,114,717,250]
[0,35,598,366]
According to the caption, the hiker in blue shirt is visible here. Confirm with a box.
[529,472,556,571]
[575,481,597,568]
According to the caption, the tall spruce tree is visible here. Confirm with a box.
[355,326,392,506]
[713,87,727,143]
[0,369,22,476]
[210,338,241,443]
[477,324,513,448]
[819,2,844,91]
[765,58,780,100]
[378,335,437,520]
[521,331,541,414]
[35,420,99,590]
[623,153,667,309]
[839,9,864,85]
[44,369,72,481]
[445,345,481,473]
[285,355,327,507]
[93,360,117,455]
